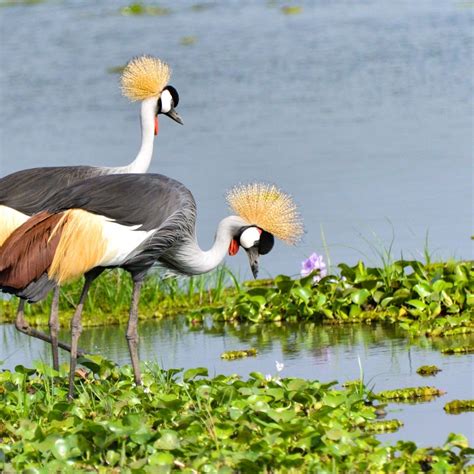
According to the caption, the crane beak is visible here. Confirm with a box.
[246,247,260,279]
[165,107,183,125]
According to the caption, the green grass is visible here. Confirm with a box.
[0,265,238,327]
[0,357,471,472]
[1,260,472,338]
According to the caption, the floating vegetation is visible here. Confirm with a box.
[107,65,126,74]
[362,419,403,433]
[120,2,171,16]
[444,399,474,414]
[442,345,474,355]
[376,386,445,401]
[1,260,472,341]
[0,0,44,6]
[221,348,257,360]
[0,359,471,471]
[416,365,442,376]
[180,36,197,46]
[281,5,302,15]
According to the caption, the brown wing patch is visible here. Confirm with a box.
[0,211,65,290]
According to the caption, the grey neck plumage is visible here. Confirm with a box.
[162,216,249,276]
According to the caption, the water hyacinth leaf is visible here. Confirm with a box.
[445,433,469,449]
[183,367,208,381]
[148,451,174,467]
[154,430,180,450]
[351,289,370,305]
[291,286,312,303]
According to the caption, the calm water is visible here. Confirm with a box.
[0,1,472,278]
[0,318,473,448]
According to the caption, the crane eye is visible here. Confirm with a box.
[239,227,261,249]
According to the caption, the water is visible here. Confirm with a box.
[0,1,472,279]
[1,318,473,447]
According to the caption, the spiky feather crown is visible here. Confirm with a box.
[226,183,304,245]
[121,55,171,101]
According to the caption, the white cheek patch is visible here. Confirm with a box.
[160,89,173,114]
[240,227,261,249]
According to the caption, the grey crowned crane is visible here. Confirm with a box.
[0,56,183,369]
[0,174,303,398]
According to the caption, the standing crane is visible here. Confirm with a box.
[0,56,183,369]
[0,175,303,399]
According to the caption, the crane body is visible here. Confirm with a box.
[0,174,302,398]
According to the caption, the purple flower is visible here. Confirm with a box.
[300,252,327,282]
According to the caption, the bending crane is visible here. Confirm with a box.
[0,174,303,398]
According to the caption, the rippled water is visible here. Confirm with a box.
[1,319,473,447]
[0,0,472,278]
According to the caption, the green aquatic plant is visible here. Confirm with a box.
[281,5,302,15]
[1,260,472,339]
[444,400,474,414]
[0,0,44,6]
[120,2,171,16]
[416,365,442,376]
[220,348,257,360]
[362,419,403,433]
[441,345,474,354]
[445,343,474,353]
[200,260,473,337]
[0,359,471,472]
[376,386,445,401]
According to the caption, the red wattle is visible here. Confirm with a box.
[228,239,239,256]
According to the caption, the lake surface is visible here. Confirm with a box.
[1,318,473,448]
[0,0,472,279]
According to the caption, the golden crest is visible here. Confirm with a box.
[121,55,171,101]
[226,183,304,244]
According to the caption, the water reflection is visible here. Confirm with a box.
[1,318,472,447]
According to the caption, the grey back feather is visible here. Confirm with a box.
[0,166,110,215]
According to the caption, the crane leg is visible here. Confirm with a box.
[14,298,85,357]
[67,272,97,400]
[49,287,60,370]
[126,278,143,386]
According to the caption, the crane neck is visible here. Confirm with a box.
[171,216,249,275]
[116,97,157,174]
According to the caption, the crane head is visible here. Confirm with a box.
[228,226,275,278]
[157,85,183,125]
